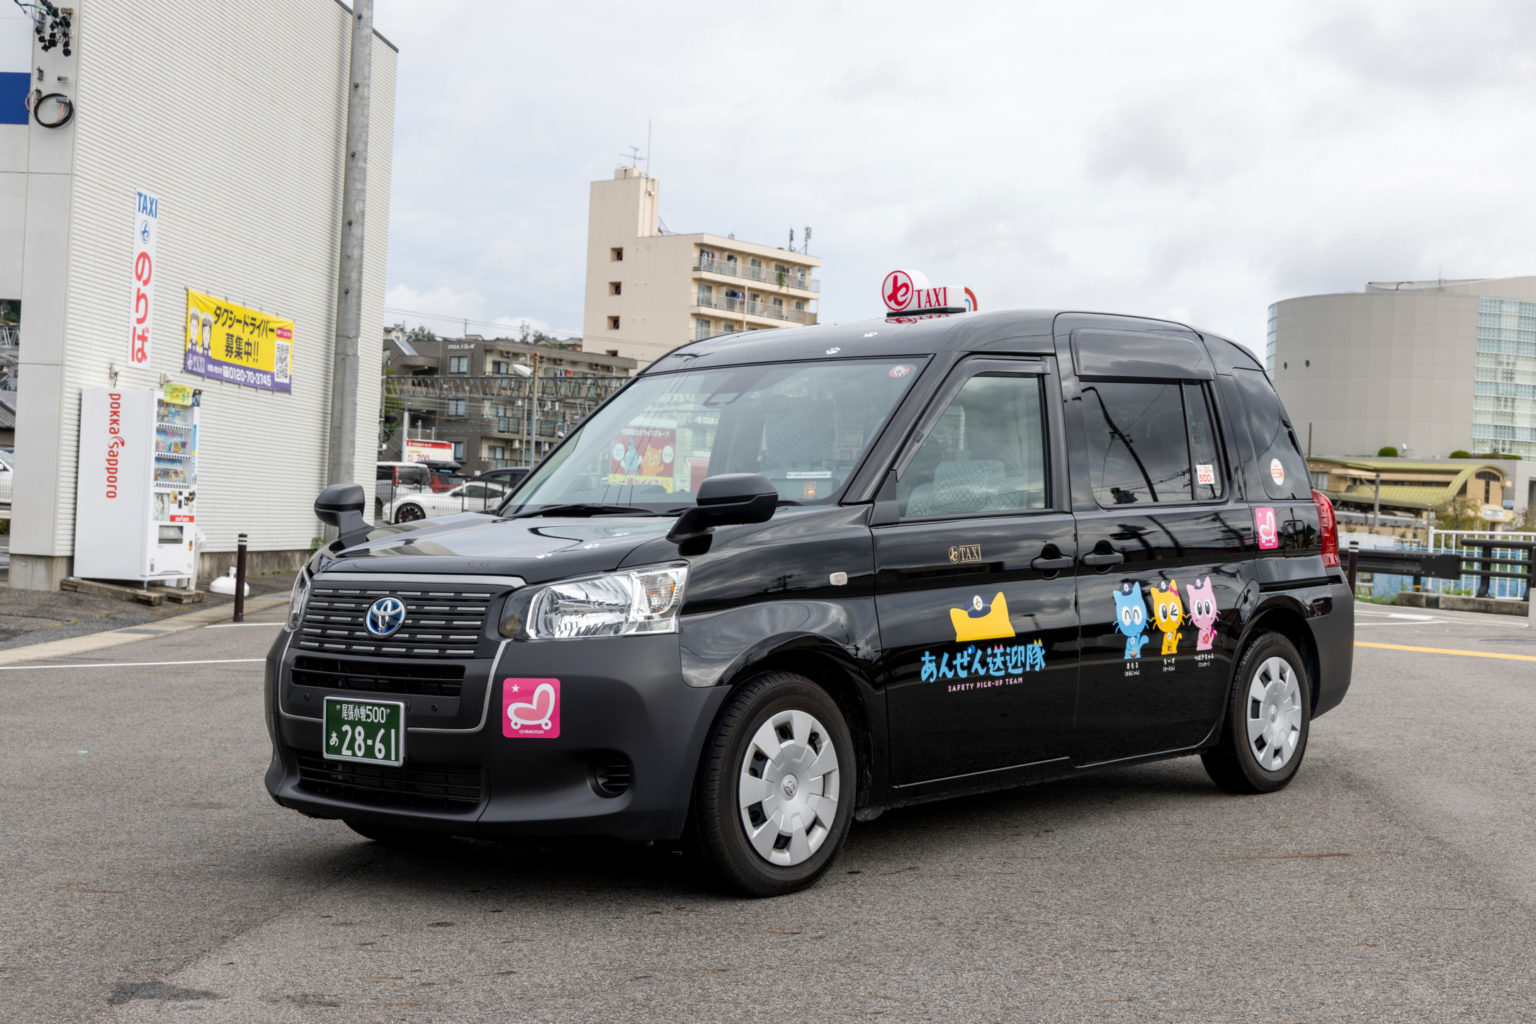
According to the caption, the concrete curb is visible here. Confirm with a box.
[0,594,290,667]
[1396,592,1531,617]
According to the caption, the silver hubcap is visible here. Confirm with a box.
[738,709,840,867]
[1246,656,1303,772]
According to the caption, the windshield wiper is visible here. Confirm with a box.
[506,503,665,519]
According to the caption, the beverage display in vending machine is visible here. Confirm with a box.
[73,385,200,582]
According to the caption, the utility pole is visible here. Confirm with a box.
[528,351,541,465]
[325,0,373,491]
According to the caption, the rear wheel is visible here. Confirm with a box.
[393,503,424,523]
[1201,632,1311,794]
[690,672,856,897]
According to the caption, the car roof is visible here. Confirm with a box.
[645,309,1260,375]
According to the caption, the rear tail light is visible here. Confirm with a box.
[1312,488,1340,568]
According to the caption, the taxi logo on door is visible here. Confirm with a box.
[948,544,982,564]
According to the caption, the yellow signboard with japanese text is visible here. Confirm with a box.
[183,289,294,392]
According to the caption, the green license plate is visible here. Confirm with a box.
[323,697,405,767]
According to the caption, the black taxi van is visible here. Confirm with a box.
[266,305,1353,896]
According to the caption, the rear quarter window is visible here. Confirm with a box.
[1230,368,1310,501]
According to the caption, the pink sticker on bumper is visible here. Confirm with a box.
[503,678,560,738]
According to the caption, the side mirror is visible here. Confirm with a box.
[668,473,779,542]
[314,483,370,545]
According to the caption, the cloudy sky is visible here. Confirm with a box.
[372,0,1536,355]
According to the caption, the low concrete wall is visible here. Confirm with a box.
[1396,592,1530,617]
[197,548,307,583]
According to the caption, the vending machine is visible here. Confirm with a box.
[74,386,200,582]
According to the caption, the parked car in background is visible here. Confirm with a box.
[374,461,431,519]
[421,461,465,493]
[0,449,12,507]
[474,466,529,498]
[384,479,508,522]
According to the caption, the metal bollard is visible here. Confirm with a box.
[234,533,247,623]
[1347,540,1360,595]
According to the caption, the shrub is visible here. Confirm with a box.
[1377,446,1398,457]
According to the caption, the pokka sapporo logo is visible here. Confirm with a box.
[921,592,1046,692]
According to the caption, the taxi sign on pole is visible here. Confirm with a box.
[129,190,159,366]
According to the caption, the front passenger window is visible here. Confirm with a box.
[898,374,1047,518]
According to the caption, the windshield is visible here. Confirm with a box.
[502,358,926,514]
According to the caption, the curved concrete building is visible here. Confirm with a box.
[1268,276,1536,461]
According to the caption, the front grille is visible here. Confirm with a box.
[297,581,499,657]
[296,752,482,810]
[292,655,464,697]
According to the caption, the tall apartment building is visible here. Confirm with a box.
[1269,276,1536,462]
[383,331,634,475]
[581,167,821,366]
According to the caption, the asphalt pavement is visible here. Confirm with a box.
[1,603,1533,1022]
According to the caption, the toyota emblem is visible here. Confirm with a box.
[365,596,407,638]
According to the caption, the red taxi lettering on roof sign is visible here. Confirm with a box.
[881,270,976,314]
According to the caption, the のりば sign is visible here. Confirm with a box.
[128,190,160,366]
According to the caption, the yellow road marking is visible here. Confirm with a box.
[1356,641,1536,663]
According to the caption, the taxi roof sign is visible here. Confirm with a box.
[881,269,976,315]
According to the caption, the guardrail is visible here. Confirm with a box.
[1345,543,1464,594]
[1460,538,1535,599]
[1426,529,1536,600]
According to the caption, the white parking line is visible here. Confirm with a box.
[0,657,264,671]
[204,622,283,629]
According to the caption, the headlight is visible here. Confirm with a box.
[505,565,687,640]
[286,569,310,631]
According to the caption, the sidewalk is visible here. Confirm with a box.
[0,565,297,655]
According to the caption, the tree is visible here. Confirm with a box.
[1377,445,1398,457]
[1432,495,1486,531]
[406,325,437,345]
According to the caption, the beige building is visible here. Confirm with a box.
[1307,456,1514,528]
[581,167,820,366]
[1269,276,1536,462]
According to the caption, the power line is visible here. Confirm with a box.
[384,306,584,340]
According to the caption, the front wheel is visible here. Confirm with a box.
[393,503,424,523]
[1201,632,1312,794]
[690,672,856,897]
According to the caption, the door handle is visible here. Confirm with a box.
[1081,550,1125,568]
[1031,554,1074,572]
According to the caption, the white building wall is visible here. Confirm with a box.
[7,0,395,586]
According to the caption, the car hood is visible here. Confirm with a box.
[316,512,677,584]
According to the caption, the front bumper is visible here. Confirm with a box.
[264,629,728,841]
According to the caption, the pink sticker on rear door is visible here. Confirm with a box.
[503,678,560,738]
[1255,507,1280,550]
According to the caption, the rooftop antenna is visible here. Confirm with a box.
[620,145,641,168]
[804,226,812,254]
[789,228,795,250]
